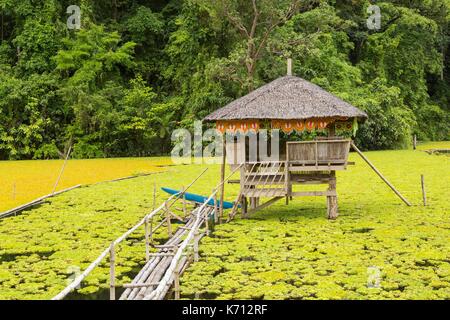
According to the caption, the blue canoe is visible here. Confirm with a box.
[161,187,237,209]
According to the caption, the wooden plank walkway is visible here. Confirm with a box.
[52,165,241,300]
[120,206,213,300]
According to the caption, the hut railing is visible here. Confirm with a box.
[287,139,351,171]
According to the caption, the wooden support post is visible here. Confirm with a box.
[241,196,248,218]
[219,137,226,222]
[351,142,412,206]
[145,216,150,262]
[165,202,172,237]
[109,243,116,300]
[413,135,417,150]
[421,174,427,206]
[327,171,338,220]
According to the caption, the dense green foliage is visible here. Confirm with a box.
[0,0,449,159]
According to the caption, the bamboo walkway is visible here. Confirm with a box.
[53,164,242,301]
[120,206,213,300]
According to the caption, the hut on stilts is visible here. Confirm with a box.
[205,61,411,220]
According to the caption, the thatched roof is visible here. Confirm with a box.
[204,76,367,122]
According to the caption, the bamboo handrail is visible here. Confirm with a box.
[51,193,178,300]
[141,165,243,300]
[51,168,209,300]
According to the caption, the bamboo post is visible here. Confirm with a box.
[219,137,226,222]
[351,142,412,206]
[12,182,16,200]
[204,202,210,236]
[149,216,154,244]
[52,145,72,195]
[174,268,180,300]
[165,202,172,237]
[194,231,199,262]
[327,171,338,219]
[287,58,292,76]
[109,243,116,300]
[421,174,427,206]
[145,216,150,262]
[153,182,156,211]
[213,189,218,224]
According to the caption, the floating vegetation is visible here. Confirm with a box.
[180,148,450,300]
[0,157,172,212]
[0,147,449,300]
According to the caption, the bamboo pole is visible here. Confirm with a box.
[351,142,412,206]
[109,243,116,300]
[182,185,187,217]
[12,182,16,200]
[165,202,172,237]
[219,137,226,222]
[204,201,210,236]
[0,185,81,219]
[52,145,72,195]
[149,217,153,245]
[421,174,427,206]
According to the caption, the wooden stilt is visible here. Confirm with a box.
[109,243,116,300]
[327,171,338,219]
[241,196,248,218]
